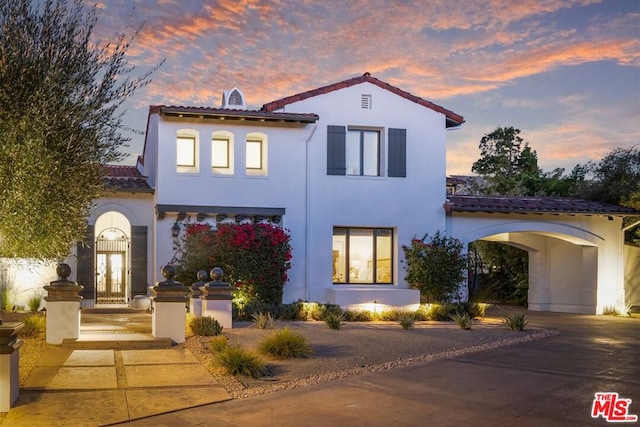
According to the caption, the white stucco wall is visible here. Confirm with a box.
[149,115,314,301]
[624,244,640,307]
[274,82,446,306]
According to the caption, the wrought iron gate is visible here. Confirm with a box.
[95,229,129,304]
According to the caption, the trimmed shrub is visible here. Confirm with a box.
[213,345,266,378]
[189,316,223,336]
[397,311,416,330]
[19,314,45,337]
[251,312,277,329]
[209,335,229,352]
[342,309,374,322]
[450,312,473,330]
[323,311,346,330]
[503,312,528,331]
[27,293,43,312]
[402,231,467,303]
[258,327,314,359]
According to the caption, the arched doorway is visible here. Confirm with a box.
[95,212,131,305]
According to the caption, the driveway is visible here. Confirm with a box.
[118,309,639,426]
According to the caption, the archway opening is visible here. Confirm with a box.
[95,212,131,306]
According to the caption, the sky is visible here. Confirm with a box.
[91,0,639,176]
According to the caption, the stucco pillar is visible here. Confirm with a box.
[44,263,83,344]
[200,267,234,329]
[151,265,189,344]
[0,321,23,412]
[189,270,208,317]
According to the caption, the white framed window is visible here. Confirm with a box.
[346,129,380,176]
[246,139,262,169]
[246,132,268,176]
[177,136,195,167]
[176,130,199,173]
[212,131,234,175]
[332,227,393,284]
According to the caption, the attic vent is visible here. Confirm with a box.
[361,94,372,109]
[221,87,246,110]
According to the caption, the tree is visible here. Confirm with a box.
[471,126,542,195]
[578,146,640,208]
[577,146,640,243]
[0,0,160,259]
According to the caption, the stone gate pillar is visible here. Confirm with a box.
[200,267,234,329]
[151,265,189,344]
[44,263,83,344]
[0,320,23,412]
[189,270,208,317]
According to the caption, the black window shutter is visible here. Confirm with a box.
[76,225,95,301]
[388,128,406,177]
[327,125,346,175]
[131,226,148,296]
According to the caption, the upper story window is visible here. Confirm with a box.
[246,132,268,176]
[212,131,234,175]
[177,136,195,166]
[346,129,379,176]
[246,139,262,169]
[327,125,406,177]
[176,130,199,173]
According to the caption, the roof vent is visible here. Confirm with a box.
[361,94,372,109]
[221,88,246,110]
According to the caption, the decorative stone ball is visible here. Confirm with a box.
[210,267,224,281]
[197,270,209,281]
[57,263,72,279]
[161,265,176,280]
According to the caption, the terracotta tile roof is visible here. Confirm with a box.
[151,105,318,123]
[445,195,639,216]
[261,72,464,128]
[103,165,153,193]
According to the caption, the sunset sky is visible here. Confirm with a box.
[93,0,639,176]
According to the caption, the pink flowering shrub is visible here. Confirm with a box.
[173,222,292,304]
[402,231,467,303]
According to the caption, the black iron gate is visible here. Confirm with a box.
[95,229,129,304]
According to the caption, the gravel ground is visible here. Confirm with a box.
[2,311,556,399]
[178,318,557,399]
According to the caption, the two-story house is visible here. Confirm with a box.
[73,73,464,311]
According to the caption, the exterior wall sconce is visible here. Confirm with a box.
[171,221,181,237]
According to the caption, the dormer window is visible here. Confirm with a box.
[221,87,246,110]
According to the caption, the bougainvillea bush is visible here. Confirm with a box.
[172,222,292,305]
[402,231,467,303]
[173,223,216,285]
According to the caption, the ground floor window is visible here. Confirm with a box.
[332,227,393,284]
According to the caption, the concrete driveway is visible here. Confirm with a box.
[118,309,639,426]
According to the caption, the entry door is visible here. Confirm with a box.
[95,230,129,304]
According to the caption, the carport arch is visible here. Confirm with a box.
[457,221,601,315]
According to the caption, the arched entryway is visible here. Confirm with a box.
[94,212,131,306]
[470,230,598,314]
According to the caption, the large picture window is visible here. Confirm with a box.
[346,129,379,176]
[332,227,393,284]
